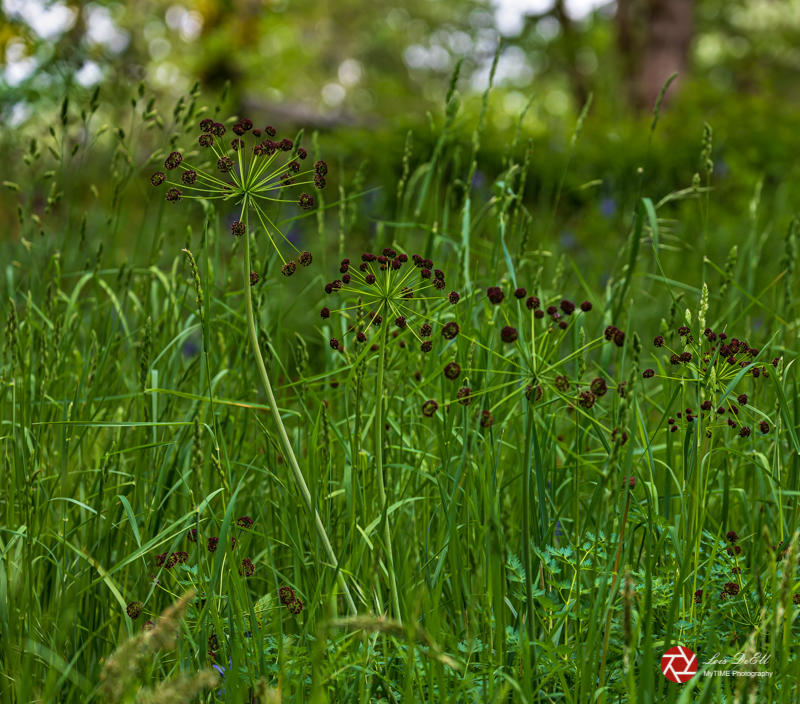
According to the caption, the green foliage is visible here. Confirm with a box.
[1,67,800,704]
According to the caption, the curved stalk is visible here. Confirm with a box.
[376,321,402,621]
[241,206,357,615]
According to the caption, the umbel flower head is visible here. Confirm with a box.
[320,249,459,353]
[150,116,326,273]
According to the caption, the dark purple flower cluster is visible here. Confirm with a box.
[321,251,458,350]
[279,586,304,615]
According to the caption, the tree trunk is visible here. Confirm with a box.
[634,0,694,110]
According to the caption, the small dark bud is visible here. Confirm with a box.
[487,286,504,304]
[441,322,459,340]
[165,187,182,202]
[422,399,438,417]
[514,287,526,299]
[501,326,518,343]
[164,151,183,170]
[299,251,312,266]
[560,299,575,315]
[151,171,166,186]
[282,261,296,277]
[444,362,461,380]
[181,170,197,185]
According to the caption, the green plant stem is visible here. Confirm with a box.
[376,321,402,621]
[241,210,357,615]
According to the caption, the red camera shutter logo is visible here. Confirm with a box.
[660,646,697,683]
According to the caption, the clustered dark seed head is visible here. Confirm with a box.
[554,375,570,392]
[166,187,182,202]
[151,171,165,186]
[231,137,244,151]
[231,220,245,237]
[320,307,330,319]
[395,316,407,329]
[420,323,432,337]
[207,536,219,552]
[726,530,738,543]
[164,151,182,170]
[578,390,596,409]
[200,118,214,132]
[694,589,703,604]
[604,325,625,347]
[299,251,313,267]
[249,271,259,286]
[653,335,664,347]
[422,399,438,417]
[457,387,472,405]
[514,287,526,299]
[723,582,740,597]
[239,558,255,577]
[480,410,494,428]
[487,286,505,304]
[442,322,459,340]
[181,170,197,185]
[580,300,592,312]
[642,368,655,378]
[297,147,307,160]
[760,420,770,434]
[739,426,751,437]
[237,515,254,529]
[444,361,461,380]
[560,299,575,315]
[287,598,304,615]
[198,133,214,147]
[298,192,315,210]
[126,601,143,619]
[421,340,433,353]
[590,378,607,396]
[329,338,339,350]
[501,326,518,343]
[449,291,460,304]
[217,156,234,173]
[282,261,296,277]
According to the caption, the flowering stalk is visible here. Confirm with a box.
[152,117,355,614]
[240,203,356,615]
[375,318,402,621]
[320,249,459,619]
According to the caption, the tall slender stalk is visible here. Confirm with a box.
[376,321,402,620]
[240,203,357,615]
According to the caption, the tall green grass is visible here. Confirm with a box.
[1,77,798,703]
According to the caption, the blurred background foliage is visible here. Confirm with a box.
[1,0,800,275]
